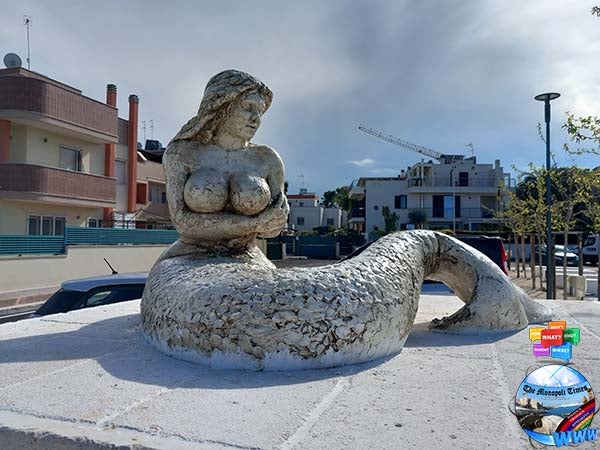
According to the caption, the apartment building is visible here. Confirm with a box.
[287,190,345,232]
[348,156,511,237]
[0,66,169,235]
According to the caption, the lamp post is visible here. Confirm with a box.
[534,92,560,299]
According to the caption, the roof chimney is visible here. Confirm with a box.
[103,84,118,225]
[127,94,139,212]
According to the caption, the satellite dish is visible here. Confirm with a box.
[3,53,22,68]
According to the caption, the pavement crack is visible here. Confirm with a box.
[279,376,350,450]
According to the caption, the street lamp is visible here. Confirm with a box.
[534,92,560,299]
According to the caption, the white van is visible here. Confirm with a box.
[582,234,599,265]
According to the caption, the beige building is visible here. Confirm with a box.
[0,67,170,235]
[348,156,512,238]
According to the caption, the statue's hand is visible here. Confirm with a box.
[258,194,289,236]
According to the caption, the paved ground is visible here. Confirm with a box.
[1,293,599,449]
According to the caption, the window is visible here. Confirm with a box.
[59,146,82,171]
[299,201,304,207]
[433,195,460,218]
[27,215,65,235]
[297,217,305,225]
[88,218,103,228]
[149,187,159,202]
[42,216,53,235]
[326,218,334,226]
[54,217,65,235]
[394,195,407,209]
[28,215,41,235]
[115,160,126,185]
[458,172,469,187]
[161,192,167,204]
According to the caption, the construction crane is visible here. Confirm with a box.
[357,126,466,164]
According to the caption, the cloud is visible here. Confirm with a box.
[349,158,375,167]
[3,0,599,197]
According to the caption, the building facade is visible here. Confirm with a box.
[287,191,345,232]
[348,156,512,238]
[0,67,170,235]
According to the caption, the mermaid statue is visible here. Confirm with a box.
[141,69,552,370]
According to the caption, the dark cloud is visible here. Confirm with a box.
[2,0,599,194]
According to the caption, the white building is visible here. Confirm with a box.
[287,191,345,232]
[348,157,512,238]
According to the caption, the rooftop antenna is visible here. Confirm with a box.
[23,15,32,70]
[298,174,305,188]
[141,120,146,143]
[149,119,154,139]
[465,142,474,156]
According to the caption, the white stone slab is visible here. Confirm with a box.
[1,296,598,450]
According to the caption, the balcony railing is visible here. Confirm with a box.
[0,74,117,139]
[408,177,498,188]
[0,163,116,204]
[409,207,497,220]
[348,207,365,219]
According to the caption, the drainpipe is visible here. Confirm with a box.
[103,84,117,225]
[127,94,139,213]
[0,120,10,162]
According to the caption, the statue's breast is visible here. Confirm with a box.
[184,169,228,213]
[184,169,271,216]
[229,173,271,216]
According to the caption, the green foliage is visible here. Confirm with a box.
[562,113,600,156]
[381,206,399,233]
[506,163,600,236]
[407,209,427,228]
[321,186,351,211]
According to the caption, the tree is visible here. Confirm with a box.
[381,206,399,234]
[408,209,427,229]
[592,6,600,16]
[321,186,351,212]
[563,113,600,156]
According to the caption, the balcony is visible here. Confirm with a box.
[407,176,499,194]
[409,207,498,221]
[0,70,118,143]
[0,163,116,207]
[348,206,365,223]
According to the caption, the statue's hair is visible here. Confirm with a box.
[170,70,273,145]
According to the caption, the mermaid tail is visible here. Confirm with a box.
[141,230,552,370]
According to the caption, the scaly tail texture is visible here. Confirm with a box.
[141,230,553,370]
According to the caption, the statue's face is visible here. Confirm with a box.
[221,92,265,141]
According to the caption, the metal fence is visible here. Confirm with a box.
[0,235,65,256]
[0,227,180,256]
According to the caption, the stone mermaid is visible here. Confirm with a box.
[141,70,552,370]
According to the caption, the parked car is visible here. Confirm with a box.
[582,234,599,265]
[33,273,147,317]
[343,234,508,275]
[454,235,508,275]
[533,245,579,267]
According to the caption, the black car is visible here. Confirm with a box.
[33,272,147,317]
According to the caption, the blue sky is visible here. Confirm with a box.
[2,1,599,196]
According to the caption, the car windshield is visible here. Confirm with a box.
[35,289,85,315]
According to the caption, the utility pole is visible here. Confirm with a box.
[24,15,32,69]
[149,120,154,140]
[141,121,146,143]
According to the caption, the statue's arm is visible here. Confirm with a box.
[164,145,259,242]
[255,147,289,237]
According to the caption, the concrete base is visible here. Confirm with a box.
[1,297,599,449]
